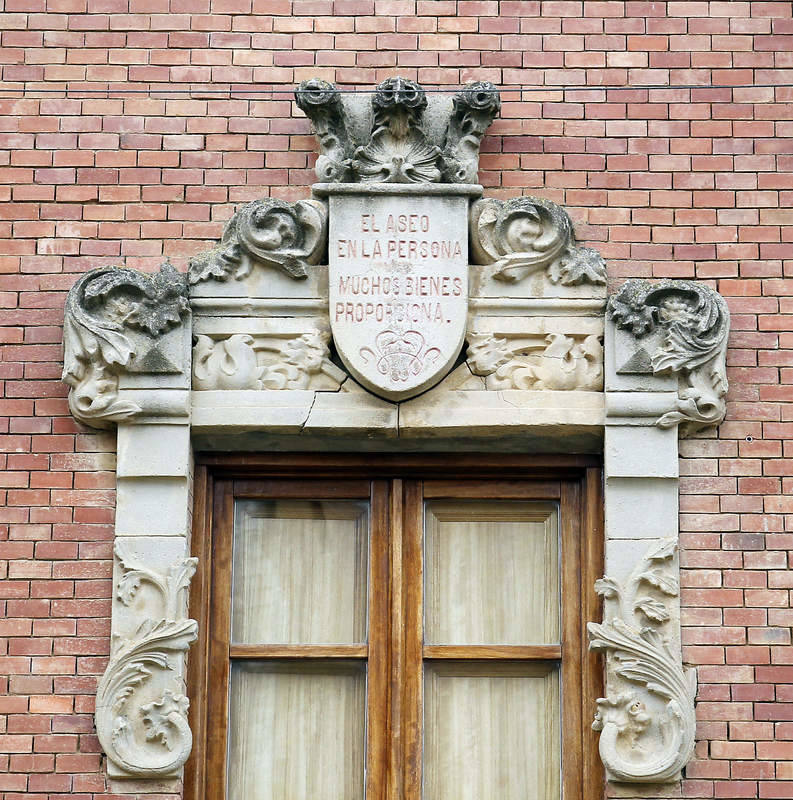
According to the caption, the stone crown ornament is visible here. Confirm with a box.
[296,76,501,185]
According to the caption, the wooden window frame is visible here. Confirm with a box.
[186,454,604,800]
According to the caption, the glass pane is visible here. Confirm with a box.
[424,662,560,800]
[232,499,369,644]
[228,661,366,800]
[424,500,559,645]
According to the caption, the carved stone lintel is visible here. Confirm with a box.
[467,331,603,391]
[470,196,607,287]
[62,263,190,428]
[608,279,730,435]
[588,539,696,784]
[96,540,198,779]
[192,331,346,392]
[296,76,501,185]
[188,198,327,285]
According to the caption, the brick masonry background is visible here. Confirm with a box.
[1,1,792,798]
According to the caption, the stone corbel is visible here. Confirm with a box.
[96,539,198,779]
[470,196,607,287]
[62,262,191,428]
[588,539,696,783]
[607,279,730,437]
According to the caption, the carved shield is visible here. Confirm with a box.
[328,189,469,401]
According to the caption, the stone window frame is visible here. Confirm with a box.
[61,75,730,797]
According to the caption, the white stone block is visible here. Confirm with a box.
[605,476,679,540]
[117,424,190,479]
[605,425,679,479]
[115,476,190,537]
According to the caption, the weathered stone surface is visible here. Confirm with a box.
[589,538,696,784]
[608,279,730,436]
[325,184,475,400]
[297,76,500,185]
[97,537,197,779]
[188,198,327,286]
[470,196,607,287]
[62,263,190,428]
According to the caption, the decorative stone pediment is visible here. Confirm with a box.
[60,76,731,791]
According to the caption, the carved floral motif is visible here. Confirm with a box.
[297,76,501,185]
[62,263,189,428]
[95,541,198,778]
[588,539,696,783]
[608,279,730,435]
[470,196,607,286]
[467,331,603,391]
[192,331,346,391]
[188,198,327,285]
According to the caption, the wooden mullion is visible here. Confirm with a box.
[204,479,234,800]
[422,645,562,661]
[560,480,584,800]
[387,479,404,800]
[367,480,390,800]
[402,480,424,800]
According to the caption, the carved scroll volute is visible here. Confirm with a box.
[95,540,198,779]
[442,81,501,183]
[296,78,352,183]
[608,279,730,436]
[470,196,607,286]
[62,263,190,428]
[188,197,327,286]
[588,540,696,783]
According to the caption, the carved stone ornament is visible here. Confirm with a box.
[470,196,607,286]
[608,279,730,436]
[95,540,198,778]
[588,539,697,783]
[188,197,327,285]
[467,331,603,391]
[192,331,345,391]
[62,262,189,428]
[296,76,500,185]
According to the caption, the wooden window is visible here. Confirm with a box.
[187,456,603,800]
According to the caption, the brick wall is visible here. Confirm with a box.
[1,1,791,797]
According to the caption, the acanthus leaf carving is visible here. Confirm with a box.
[62,262,189,428]
[96,541,198,778]
[588,539,696,784]
[470,196,607,286]
[188,197,327,285]
[608,279,730,435]
[192,331,346,392]
[466,331,603,391]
